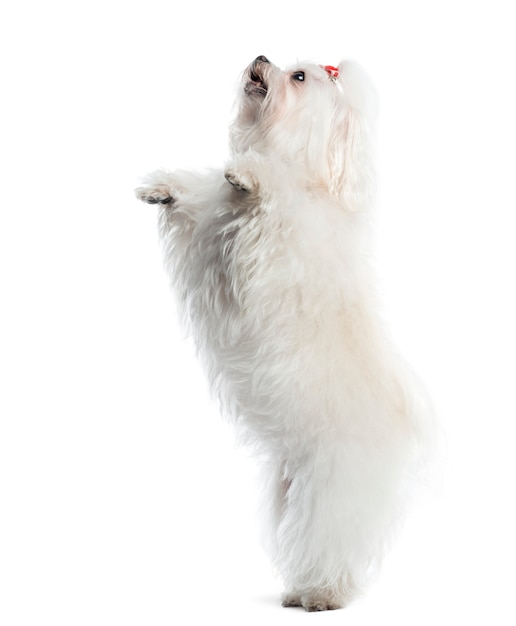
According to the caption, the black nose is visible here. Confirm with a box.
[255,55,269,64]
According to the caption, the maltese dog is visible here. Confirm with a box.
[136,56,433,611]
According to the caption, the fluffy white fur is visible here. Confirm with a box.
[135,56,433,611]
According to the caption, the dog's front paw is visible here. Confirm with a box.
[135,185,174,205]
[224,167,258,193]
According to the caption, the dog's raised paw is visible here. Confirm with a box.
[135,185,174,205]
[224,168,258,193]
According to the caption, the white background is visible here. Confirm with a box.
[1,1,515,624]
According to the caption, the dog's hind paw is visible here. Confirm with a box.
[135,185,174,205]
[303,598,342,612]
[281,592,302,608]
[282,588,345,612]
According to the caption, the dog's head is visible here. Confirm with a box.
[230,56,378,211]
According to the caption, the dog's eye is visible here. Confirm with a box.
[292,71,305,82]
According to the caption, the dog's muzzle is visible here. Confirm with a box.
[245,55,270,97]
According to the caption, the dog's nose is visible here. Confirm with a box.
[255,55,270,64]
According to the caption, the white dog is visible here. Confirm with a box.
[136,56,433,611]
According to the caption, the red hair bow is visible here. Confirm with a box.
[322,65,339,79]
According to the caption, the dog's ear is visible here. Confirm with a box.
[328,62,377,212]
